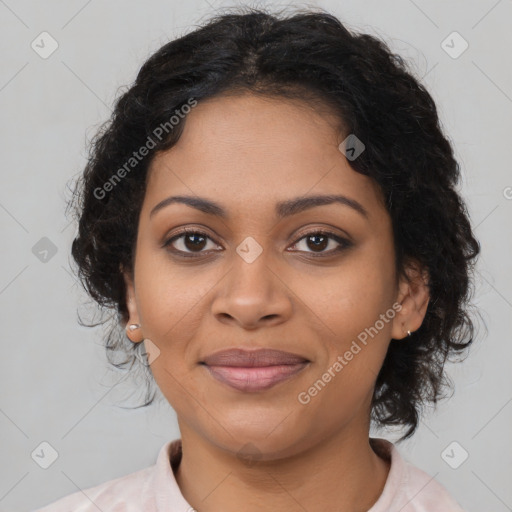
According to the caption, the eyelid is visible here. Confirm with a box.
[161,224,223,246]
[163,225,353,258]
[287,229,353,256]
[291,225,353,245]
[162,226,222,255]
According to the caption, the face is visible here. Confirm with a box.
[123,93,428,459]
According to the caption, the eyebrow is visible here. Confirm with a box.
[149,194,369,220]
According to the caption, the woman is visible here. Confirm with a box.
[37,7,479,511]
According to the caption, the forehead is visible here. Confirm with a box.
[143,93,386,221]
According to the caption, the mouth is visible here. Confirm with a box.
[200,348,310,392]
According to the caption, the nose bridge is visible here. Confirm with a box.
[211,236,292,327]
[234,239,273,292]
[230,235,278,301]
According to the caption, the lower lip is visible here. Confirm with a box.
[203,363,309,392]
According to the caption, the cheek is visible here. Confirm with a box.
[297,251,395,343]
[294,247,396,408]
[134,247,211,340]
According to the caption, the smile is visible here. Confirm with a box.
[202,362,310,392]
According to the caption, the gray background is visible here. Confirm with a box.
[1,0,511,510]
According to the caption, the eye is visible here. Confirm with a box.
[163,228,352,259]
[163,228,221,257]
[288,230,352,257]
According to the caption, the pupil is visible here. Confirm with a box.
[308,234,327,251]
[185,234,206,251]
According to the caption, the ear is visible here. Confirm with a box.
[120,263,144,343]
[391,258,430,340]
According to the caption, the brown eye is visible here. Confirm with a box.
[305,233,329,252]
[163,229,220,257]
[182,232,207,251]
[163,228,352,259]
[290,230,352,256]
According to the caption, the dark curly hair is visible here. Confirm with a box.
[66,6,481,440]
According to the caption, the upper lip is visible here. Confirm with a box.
[201,348,309,367]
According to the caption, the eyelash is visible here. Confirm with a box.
[162,227,352,259]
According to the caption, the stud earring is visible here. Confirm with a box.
[407,330,412,337]
[127,323,141,332]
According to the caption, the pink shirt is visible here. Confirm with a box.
[35,438,465,511]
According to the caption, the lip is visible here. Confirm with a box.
[200,348,310,392]
[202,348,309,367]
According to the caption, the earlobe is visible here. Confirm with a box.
[391,260,430,340]
[121,265,144,343]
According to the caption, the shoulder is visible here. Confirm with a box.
[33,441,176,512]
[370,438,466,512]
[401,460,466,511]
[34,465,155,512]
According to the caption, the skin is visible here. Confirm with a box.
[122,92,430,511]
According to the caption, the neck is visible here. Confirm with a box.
[174,424,390,512]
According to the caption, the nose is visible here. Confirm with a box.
[211,248,293,330]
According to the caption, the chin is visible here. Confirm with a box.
[207,407,307,459]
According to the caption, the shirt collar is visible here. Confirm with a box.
[148,437,405,511]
